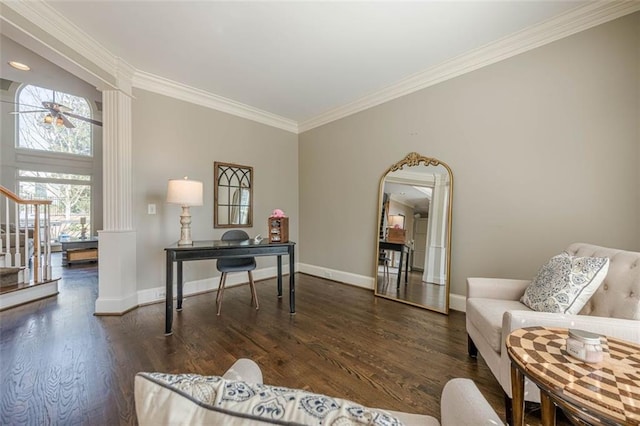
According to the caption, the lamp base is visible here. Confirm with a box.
[178,206,193,246]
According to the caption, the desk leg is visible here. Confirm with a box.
[510,365,525,426]
[289,246,295,314]
[540,391,556,426]
[176,261,183,311]
[404,248,409,284]
[165,252,173,336]
[277,255,283,298]
[397,249,403,290]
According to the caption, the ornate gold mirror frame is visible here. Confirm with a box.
[374,152,454,314]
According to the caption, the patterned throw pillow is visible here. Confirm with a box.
[135,372,405,426]
[521,252,609,314]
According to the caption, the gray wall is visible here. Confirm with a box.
[131,89,299,291]
[298,13,640,297]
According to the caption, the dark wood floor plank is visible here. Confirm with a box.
[1,258,560,425]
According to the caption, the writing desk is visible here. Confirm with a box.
[379,240,410,289]
[164,239,295,335]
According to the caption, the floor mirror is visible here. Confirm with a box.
[374,152,453,313]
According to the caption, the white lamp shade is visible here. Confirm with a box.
[167,178,203,206]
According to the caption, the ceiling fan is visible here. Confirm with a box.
[2,99,102,128]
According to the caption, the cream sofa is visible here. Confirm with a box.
[135,358,504,425]
[466,243,640,420]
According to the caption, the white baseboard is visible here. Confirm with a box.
[137,264,293,306]
[449,293,466,312]
[298,263,468,313]
[298,263,374,289]
[0,280,58,311]
[95,291,138,314]
[134,262,469,314]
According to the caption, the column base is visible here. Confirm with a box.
[95,230,137,315]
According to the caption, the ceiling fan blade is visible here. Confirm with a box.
[65,112,103,127]
[57,114,75,128]
[42,101,72,113]
[0,99,45,110]
[9,110,48,114]
[3,100,100,126]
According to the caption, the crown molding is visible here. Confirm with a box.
[4,1,638,134]
[132,70,298,134]
[0,0,122,91]
[298,1,640,133]
[114,57,136,95]
[1,0,297,130]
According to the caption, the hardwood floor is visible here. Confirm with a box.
[377,269,446,310]
[1,259,553,425]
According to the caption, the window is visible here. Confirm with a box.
[17,84,92,156]
[18,171,92,241]
[15,84,96,240]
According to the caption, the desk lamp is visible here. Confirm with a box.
[167,177,203,246]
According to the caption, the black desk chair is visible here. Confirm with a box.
[216,230,259,315]
[378,250,390,290]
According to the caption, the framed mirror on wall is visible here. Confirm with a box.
[374,152,453,314]
[214,162,253,228]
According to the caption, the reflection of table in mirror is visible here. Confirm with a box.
[507,326,640,426]
[379,240,410,289]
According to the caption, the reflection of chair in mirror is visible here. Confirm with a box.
[378,250,390,290]
[215,230,259,315]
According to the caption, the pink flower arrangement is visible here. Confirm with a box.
[271,209,286,218]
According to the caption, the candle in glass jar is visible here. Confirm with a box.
[566,329,603,363]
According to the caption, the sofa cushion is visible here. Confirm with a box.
[466,298,531,353]
[135,372,407,426]
[521,252,609,315]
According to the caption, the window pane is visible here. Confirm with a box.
[17,84,93,156]
[218,206,229,225]
[18,170,91,181]
[18,180,91,240]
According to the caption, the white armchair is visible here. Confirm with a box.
[466,243,640,423]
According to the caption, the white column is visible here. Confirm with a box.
[95,89,138,314]
[423,175,449,285]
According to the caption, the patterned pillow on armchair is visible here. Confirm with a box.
[521,252,609,315]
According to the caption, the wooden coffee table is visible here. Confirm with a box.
[61,238,99,266]
[506,326,640,426]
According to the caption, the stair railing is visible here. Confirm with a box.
[0,185,53,284]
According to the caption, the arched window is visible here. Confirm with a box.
[15,84,95,240]
[17,84,92,156]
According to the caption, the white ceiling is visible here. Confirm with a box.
[385,182,431,215]
[44,1,590,125]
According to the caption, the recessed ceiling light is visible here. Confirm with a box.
[8,61,30,71]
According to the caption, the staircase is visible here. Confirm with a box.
[0,267,21,287]
[379,192,389,240]
[0,186,59,310]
